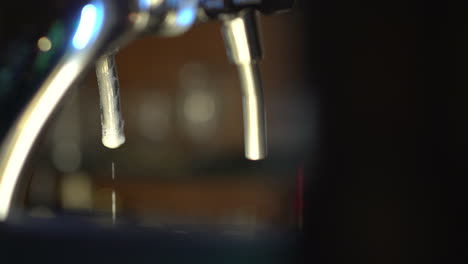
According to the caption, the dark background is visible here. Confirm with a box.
[300,1,466,263]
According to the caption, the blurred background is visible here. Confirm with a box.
[3,0,467,263]
[23,10,309,233]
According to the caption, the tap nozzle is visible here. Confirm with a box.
[221,10,267,160]
[96,53,125,149]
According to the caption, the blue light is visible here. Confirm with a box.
[138,0,152,9]
[176,8,196,27]
[72,3,105,50]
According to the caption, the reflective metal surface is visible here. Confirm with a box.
[222,10,267,160]
[96,53,126,149]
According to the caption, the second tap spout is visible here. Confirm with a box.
[221,10,267,160]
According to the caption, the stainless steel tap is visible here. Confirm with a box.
[0,0,293,221]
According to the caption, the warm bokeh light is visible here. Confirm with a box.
[37,36,52,52]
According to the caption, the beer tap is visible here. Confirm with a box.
[0,0,293,220]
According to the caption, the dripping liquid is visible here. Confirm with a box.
[111,162,116,225]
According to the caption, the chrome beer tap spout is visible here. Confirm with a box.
[221,10,267,160]
[96,52,126,149]
[201,0,294,160]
